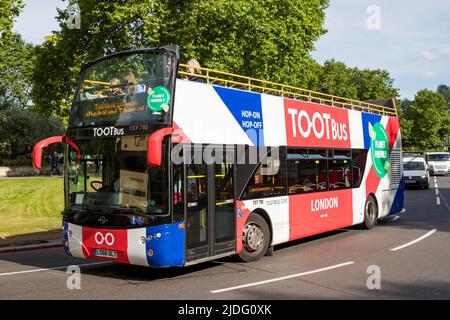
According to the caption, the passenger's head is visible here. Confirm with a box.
[110,78,120,87]
[186,59,201,75]
[123,72,136,85]
[166,57,174,75]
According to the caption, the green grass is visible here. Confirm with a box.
[0,177,64,239]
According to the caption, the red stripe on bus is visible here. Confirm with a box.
[288,189,353,240]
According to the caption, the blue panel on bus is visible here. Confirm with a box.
[361,112,383,150]
[213,86,265,146]
[389,177,405,215]
[145,221,185,268]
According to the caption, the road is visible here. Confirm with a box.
[1,176,450,300]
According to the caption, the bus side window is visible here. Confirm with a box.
[351,149,368,188]
[242,154,286,200]
[328,149,351,190]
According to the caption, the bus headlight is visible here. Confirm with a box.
[155,232,162,238]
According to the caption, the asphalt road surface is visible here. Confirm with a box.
[1,176,450,300]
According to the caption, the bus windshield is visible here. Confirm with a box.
[70,50,176,128]
[66,136,168,226]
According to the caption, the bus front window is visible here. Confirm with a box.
[66,135,168,226]
[70,50,177,128]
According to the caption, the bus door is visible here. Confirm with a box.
[185,148,236,263]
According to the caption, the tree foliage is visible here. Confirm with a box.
[0,33,34,110]
[437,84,450,103]
[401,89,450,150]
[32,0,329,117]
[0,0,24,45]
[318,59,399,101]
[0,108,65,159]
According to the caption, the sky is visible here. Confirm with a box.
[12,0,450,100]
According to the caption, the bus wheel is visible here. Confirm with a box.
[361,195,378,229]
[238,214,270,262]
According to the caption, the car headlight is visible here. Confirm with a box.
[421,175,426,178]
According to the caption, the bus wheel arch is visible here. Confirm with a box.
[237,210,272,262]
[361,193,378,229]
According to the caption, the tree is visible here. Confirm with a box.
[437,84,450,103]
[318,59,358,99]
[354,68,398,101]
[32,0,329,117]
[0,108,65,159]
[318,60,398,101]
[402,89,450,150]
[0,0,24,46]
[0,33,34,110]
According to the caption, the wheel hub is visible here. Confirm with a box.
[243,223,264,251]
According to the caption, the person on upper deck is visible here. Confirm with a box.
[182,59,205,83]
[123,72,145,94]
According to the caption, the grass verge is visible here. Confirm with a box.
[0,177,64,239]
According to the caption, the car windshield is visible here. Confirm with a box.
[403,161,425,171]
[427,154,450,161]
[67,136,168,217]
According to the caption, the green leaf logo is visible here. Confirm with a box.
[369,122,376,140]
[370,122,390,178]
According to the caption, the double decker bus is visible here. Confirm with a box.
[33,45,404,267]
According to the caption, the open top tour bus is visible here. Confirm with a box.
[33,45,404,267]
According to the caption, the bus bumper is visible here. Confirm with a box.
[62,221,185,268]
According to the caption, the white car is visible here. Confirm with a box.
[424,152,450,175]
[403,156,430,189]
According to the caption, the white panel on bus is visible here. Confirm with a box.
[173,80,253,146]
[261,94,287,147]
[348,110,364,149]
[352,187,365,225]
[127,228,149,267]
[242,196,290,245]
[68,223,84,258]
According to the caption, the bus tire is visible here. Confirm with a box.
[361,195,378,229]
[237,213,270,262]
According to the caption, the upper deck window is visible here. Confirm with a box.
[70,50,177,128]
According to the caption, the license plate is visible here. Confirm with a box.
[405,180,416,183]
[94,249,117,259]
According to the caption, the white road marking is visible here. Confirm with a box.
[390,229,437,252]
[437,197,441,205]
[439,193,450,209]
[0,261,110,277]
[383,215,400,222]
[210,261,355,294]
[435,189,439,195]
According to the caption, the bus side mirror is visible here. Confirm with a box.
[32,136,80,169]
[147,128,173,167]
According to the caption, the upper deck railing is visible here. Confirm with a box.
[178,64,398,117]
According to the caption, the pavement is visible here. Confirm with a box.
[0,229,61,253]
[0,176,449,299]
